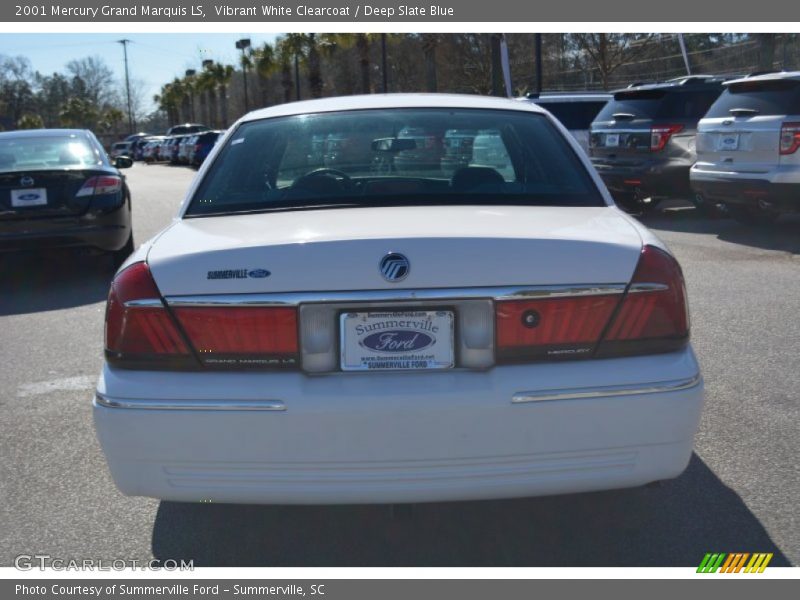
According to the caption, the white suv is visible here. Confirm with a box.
[691,71,800,224]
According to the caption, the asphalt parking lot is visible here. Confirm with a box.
[1,163,798,567]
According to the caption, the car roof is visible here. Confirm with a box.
[725,70,800,86]
[0,128,90,140]
[241,93,548,123]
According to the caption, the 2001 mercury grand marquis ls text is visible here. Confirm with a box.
[93,94,704,504]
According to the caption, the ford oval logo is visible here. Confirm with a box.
[361,331,434,352]
[248,269,271,278]
[379,252,409,282]
[18,193,40,201]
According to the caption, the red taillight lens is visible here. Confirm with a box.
[172,307,299,369]
[496,295,620,363]
[76,175,123,197]
[105,262,196,369]
[779,122,800,155]
[597,245,689,358]
[650,124,684,152]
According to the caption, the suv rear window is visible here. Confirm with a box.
[536,101,608,130]
[186,108,604,216]
[595,88,721,122]
[704,79,800,118]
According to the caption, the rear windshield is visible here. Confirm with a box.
[595,88,722,122]
[705,80,800,118]
[186,108,604,217]
[537,101,608,130]
[0,135,101,172]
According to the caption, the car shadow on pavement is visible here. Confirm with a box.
[0,250,112,316]
[638,208,800,255]
[150,453,790,566]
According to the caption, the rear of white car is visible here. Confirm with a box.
[691,71,800,223]
[94,94,703,504]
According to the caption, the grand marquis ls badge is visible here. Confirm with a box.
[379,253,410,282]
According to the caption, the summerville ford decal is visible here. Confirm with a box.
[206,268,271,280]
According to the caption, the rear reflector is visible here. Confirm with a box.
[105,262,195,369]
[496,295,620,362]
[597,245,689,357]
[172,306,299,369]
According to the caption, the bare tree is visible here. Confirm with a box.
[573,34,656,90]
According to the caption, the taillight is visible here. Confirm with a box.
[496,295,620,363]
[495,245,689,363]
[779,122,800,155]
[597,245,689,358]
[650,124,684,152]
[105,262,196,369]
[76,175,123,197]
[172,306,299,369]
[105,263,300,371]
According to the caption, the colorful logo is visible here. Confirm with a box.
[697,553,773,573]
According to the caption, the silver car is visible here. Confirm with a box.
[691,71,800,224]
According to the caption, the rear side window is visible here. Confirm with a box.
[186,108,604,217]
[705,80,800,118]
[538,101,608,130]
[595,88,721,122]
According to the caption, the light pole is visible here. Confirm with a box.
[117,39,135,133]
[185,69,196,122]
[236,38,251,113]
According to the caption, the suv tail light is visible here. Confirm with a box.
[76,175,123,197]
[596,245,689,358]
[779,122,800,155]
[105,262,196,369]
[650,124,684,152]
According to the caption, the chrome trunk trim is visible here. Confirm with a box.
[165,284,627,308]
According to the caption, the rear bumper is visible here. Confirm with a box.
[0,206,131,253]
[94,348,704,504]
[690,171,800,212]
[592,159,692,199]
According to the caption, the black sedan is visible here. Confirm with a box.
[0,128,133,268]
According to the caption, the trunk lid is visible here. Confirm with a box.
[695,115,785,173]
[0,169,98,221]
[147,206,644,296]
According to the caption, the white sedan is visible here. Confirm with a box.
[94,94,704,504]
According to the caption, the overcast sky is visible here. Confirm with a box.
[0,33,280,112]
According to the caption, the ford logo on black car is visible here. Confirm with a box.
[361,331,435,352]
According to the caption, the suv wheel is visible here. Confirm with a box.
[726,203,780,226]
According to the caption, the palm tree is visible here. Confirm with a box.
[209,63,235,127]
[198,64,218,127]
[252,42,277,106]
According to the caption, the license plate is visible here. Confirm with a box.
[11,188,47,207]
[605,133,620,148]
[718,134,740,151]
[340,310,455,371]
